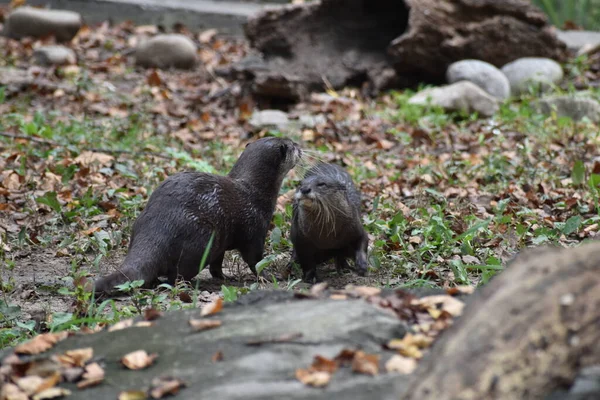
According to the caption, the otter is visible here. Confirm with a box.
[289,162,368,282]
[93,137,301,296]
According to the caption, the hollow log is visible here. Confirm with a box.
[398,242,600,400]
[240,0,568,101]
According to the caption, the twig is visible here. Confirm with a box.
[0,131,173,159]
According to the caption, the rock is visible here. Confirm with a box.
[249,109,290,130]
[408,81,499,117]
[32,46,77,66]
[134,34,198,70]
[537,95,600,123]
[446,59,510,100]
[0,290,422,399]
[556,30,600,52]
[501,57,563,96]
[3,6,82,42]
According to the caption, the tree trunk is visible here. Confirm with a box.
[238,0,567,101]
[398,242,600,400]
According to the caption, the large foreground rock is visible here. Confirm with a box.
[446,59,510,100]
[501,57,564,95]
[235,0,567,101]
[3,6,83,42]
[135,34,198,70]
[408,81,499,117]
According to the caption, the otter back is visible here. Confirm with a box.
[290,162,368,282]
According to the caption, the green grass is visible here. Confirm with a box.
[533,0,600,30]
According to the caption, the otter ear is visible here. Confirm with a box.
[280,143,287,157]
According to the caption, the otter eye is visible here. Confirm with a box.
[245,142,250,148]
[280,144,287,156]
[317,182,326,187]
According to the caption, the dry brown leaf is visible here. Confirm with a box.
[31,387,71,400]
[108,318,134,332]
[345,285,381,298]
[351,351,380,376]
[211,351,224,362]
[1,383,28,400]
[311,355,338,374]
[146,70,162,87]
[76,362,105,389]
[134,321,154,328]
[295,369,332,388]
[149,377,186,399]
[200,298,223,316]
[446,285,475,295]
[329,294,348,300]
[14,332,69,355]
[73,151,114,168]
[189,319,222,332]
[55,347,94,367]
[385,355,417,374]
[310,282,328,297]
[413,295,465,317]
[334,348,357,365]
[118,390,148,400]
[121,350,158,370]
[198,28,218,43]
[143,308,163,321]
[15,376,44,396]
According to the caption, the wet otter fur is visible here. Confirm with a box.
[290,162,368,282]
[93,137,301,296]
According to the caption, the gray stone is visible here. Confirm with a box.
[537,95,600,123]
[32,45,76,66]
[249,109,290,130]
[446,59,510,99]
[556,30,600,52]
[3,6,82,42]
[0,291,415,400]
[298,114,327,128]
[501,57,564,96]
[408,81,499,117]
[134,34,198,70]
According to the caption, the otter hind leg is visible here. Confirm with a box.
[208,252,226,280]
[354,235,369,277]
[335,256,350,274]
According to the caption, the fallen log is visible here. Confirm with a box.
[238,0,567,101]
[398,242,600,400]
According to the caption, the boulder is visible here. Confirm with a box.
[446,59,510,100]
[501,57,564,96]
[556,30,600,53]
[537,95,600,123]
[249,109,290,130]
[3,6,82,42]
[408,81,499,117]
[135,34,198,70]
[32,45,77,66]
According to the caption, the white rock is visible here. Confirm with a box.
[556,30,600,52]
[501,57,563,96]
[4,6,82,42]
[408,81,499,117]
[33,45,76,66]
[537,95,600,123]
[446,59,510,99]
[135,34,198,70]
[249,110,290,130]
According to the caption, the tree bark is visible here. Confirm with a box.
[398,242,600,400]
[238,0,567,101]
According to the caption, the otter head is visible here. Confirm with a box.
[229,136,302,189]
[295,173,348,211]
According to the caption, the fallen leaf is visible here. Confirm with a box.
[189,319,222,332]
[413,295,465,317]
[295,369,332,388]
[334,348,357,365]
[351,351,380,376]
[118,390,148,400]
[149,377,187,399]
[178,292,193,303]
[55,347,94,367]
[108,318,134,332]
[329,294,348,300]
[76,362,105,389]
[15,376,44,396]
[146,70,162,87]
[310,282,328,297]
[31,387,71,400]
[134,321,154,328]
[14,332,69,355]
[74,151,114,168]
[200,298,223,316]
[143,308,163,321]
[1,383,28,400]
[385,355,417,374]
[345,285,381,298]
[198,28,218,43]
[121,350,158,370]
[311,355,338,374]
[446,285,475,295]
[211,351,224,362]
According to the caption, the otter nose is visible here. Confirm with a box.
[301,187,311,195]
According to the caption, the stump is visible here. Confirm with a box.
[239,0,567,101]
[398,242,600,400]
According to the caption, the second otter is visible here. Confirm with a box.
[290,162,368,282]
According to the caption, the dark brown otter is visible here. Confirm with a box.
[93,137,301,296]
[289,162,368,282]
